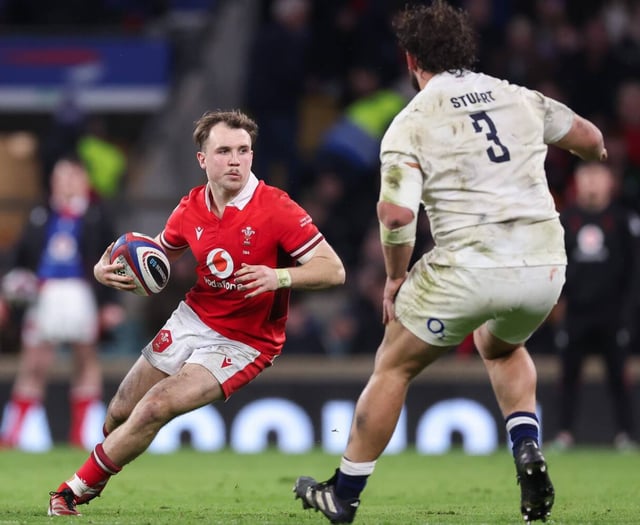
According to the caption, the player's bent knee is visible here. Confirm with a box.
[133,397,179,429]
[106,398,132,427]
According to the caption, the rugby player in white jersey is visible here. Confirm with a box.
[294,2,607,523]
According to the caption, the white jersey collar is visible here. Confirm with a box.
[205,172,259,212]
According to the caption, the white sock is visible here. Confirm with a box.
[340,456,376,476]
[65,474,90,497]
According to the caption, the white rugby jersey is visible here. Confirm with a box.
[379,70,571,267]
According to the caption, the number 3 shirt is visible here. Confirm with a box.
[379,70,572,268]
[160,174,323,357]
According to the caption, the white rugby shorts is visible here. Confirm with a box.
[23,278,99,345]
[394,258,566,346]
[142,301,274,399]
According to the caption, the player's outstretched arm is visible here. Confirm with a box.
[552,114,607,162]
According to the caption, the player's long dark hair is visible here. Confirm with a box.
[392,1,477,74]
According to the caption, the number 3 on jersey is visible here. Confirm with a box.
[470,111,511,163]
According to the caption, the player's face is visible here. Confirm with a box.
[197,123,253,196]
[574,165,614,211]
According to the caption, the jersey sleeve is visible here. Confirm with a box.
[159,197,190,251]
[537,91,575,144]
[271,192,323,261]
[379,117,424,214]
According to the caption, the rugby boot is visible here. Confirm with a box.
[515,439,554,523]
[294,469,360,524]
[48,488,81,516]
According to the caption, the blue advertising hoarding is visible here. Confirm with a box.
[0,36,170,111]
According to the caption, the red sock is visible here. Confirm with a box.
[58,443,122,493]
[69,395,100,447]
[2,396,40,446]
[456,334,476,358]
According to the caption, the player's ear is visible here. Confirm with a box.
[406,52,419,73]
[196,151,206,169]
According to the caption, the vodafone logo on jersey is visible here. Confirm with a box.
[203,248,240,291]
[206,248,234,278]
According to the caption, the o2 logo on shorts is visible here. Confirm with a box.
[206,248,234,278]
[427,318,446,340]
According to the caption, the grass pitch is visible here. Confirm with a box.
[2,447,638,524]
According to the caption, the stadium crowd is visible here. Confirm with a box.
[247,0,640,358]
[0,0,639,362]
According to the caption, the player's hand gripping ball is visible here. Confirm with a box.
[110,232,170,296]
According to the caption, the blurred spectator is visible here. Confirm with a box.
[0,155,125,451]
[487,14,553,87]
[611,81,640,212]
[77,116,128,200]
[615,81,640,171]
[40,89,128,200]
[559,15,623,124]
[307,1,401,101]
[282,294,327,355]
[552,162,640,451]
[297,171,353,266]
[348,227,386,354]
[315,63,406,183]
[610,1,640,81]
[244,0,312,196]
[39,88,86,195]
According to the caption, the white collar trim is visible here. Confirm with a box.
[205,172,259,212]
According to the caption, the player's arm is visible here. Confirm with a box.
[551,114,607,162]
[288,240,345,289]
[378,201,416,280]
[154,233,189,264]
[234,239,345,299]
[378,201,417,325]
[377,151,423,323]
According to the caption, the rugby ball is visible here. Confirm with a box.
[110,232,170,296]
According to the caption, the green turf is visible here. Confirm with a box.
[2,447,639,524]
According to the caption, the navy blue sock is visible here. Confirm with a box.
[335,471,368,501]
[506,411,539,455]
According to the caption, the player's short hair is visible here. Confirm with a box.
[193,109,259,150]
[392,1,477,74]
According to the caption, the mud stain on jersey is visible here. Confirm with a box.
[384,164,403,190]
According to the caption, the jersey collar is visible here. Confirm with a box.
[205,172,259,212]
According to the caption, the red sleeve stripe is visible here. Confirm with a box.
[290,232,324,259]
[160,231,188,251]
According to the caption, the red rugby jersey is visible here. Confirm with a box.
[160,176,323,357]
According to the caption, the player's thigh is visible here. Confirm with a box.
[142,363,224,419]
[374,320,452,379]
[109,355,168,419]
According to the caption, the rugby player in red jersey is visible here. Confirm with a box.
[48,109,345,516]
